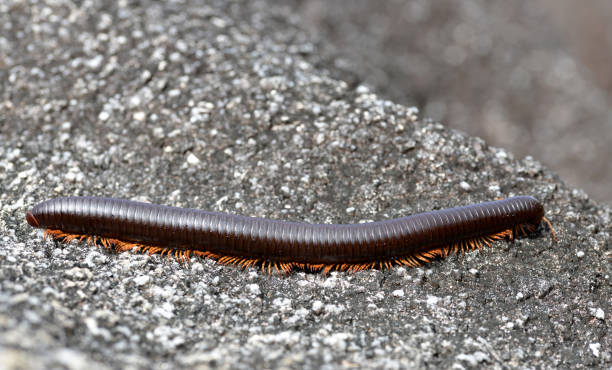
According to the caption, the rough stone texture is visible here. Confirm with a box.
[286,0,612,204]
[1,1,610,369]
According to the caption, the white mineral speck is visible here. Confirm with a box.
[152,302,175,319]
[133,111,146,121]
[186,153,200,165]
[589,307,605,320]
[98,111,110,121]
[247,284,260,295]
[133,275,150,286]
[86,55,104,69]
[426,295,440,306]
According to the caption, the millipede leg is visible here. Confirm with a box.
[542,217,557,241]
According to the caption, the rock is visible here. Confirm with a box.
[1,1,610,368]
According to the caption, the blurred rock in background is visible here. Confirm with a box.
[284,0,612,204]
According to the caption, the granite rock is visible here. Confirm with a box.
[0,1,610,369]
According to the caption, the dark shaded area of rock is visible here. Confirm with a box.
[0,1,610,369]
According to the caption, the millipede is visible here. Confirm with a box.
[25,196,556,274]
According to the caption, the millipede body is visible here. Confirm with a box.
[25,196,555,274]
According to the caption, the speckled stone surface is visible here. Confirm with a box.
[0,1,610,369]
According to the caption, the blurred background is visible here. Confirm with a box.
[282,0,612,204]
